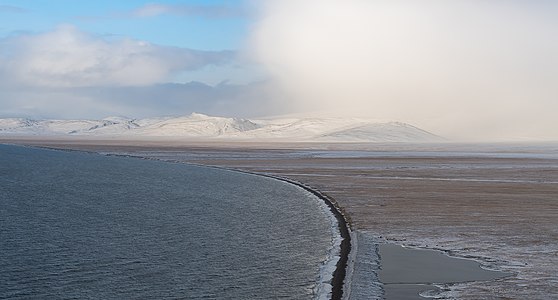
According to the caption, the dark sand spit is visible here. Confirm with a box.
[3,137,558,299]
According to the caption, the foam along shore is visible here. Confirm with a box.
[3,143,353,300]
[379,243,511,299]
[210,165,349,300]
[211,170,352,300]
[4,144,352,300]
[84,149,509,300]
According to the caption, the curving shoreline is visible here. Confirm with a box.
[226,170,352,300]
[24,145,512,299]
[8,140,558,298]
[105,155,354,300]
[33,146,354,300]
[111,155,353,300]
[170,161,353,300]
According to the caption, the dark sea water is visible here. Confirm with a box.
[0,145,337,299]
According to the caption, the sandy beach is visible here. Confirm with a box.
[3,137,558,299]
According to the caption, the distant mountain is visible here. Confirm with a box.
[0,113,443,142]
[318,122,440,142]
[133,113,261,137]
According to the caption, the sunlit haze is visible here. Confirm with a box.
[250,0,558,141]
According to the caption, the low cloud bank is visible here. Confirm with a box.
[0,25,233,87]
[0,26,274,120]
[249,0,558,141]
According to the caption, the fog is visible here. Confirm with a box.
[249,0,558,141]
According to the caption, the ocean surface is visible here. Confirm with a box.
[0,145,339,299]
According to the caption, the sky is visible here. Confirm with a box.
[0,0,557,141]
[0,0,271,119]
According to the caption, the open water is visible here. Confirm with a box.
[0,145,338,299]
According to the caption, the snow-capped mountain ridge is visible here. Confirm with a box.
[0,113,443,142]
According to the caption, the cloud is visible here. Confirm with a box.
[0,25,234,87]
[249,0,558,141]
[0,81,279,119]
[130,3,248,18]
[0,25,273,120]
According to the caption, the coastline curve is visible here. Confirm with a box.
[204,167,353,300]
[19,146,353,300]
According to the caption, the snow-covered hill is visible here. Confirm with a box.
[134,113,261,137]
[0,113,443,142]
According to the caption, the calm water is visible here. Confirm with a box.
[0,145,337,299]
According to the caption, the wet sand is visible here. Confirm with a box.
[3,137,558,299]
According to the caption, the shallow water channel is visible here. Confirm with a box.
[379,243,510,299]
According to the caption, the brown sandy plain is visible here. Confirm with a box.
[4,137,558,299]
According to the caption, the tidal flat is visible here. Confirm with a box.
[4,138,558,299]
